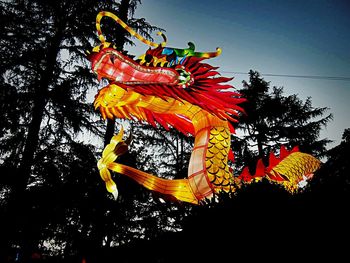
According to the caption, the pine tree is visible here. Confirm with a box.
[234,70,332,169]
[0,0,121,258]
[311,128,350,195]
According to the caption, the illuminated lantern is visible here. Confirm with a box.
[89,11,321,204]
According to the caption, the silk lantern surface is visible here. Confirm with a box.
[89,11,321,204]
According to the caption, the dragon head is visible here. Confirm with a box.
[88,11,244,134]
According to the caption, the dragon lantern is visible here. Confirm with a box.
[88,11,321,204]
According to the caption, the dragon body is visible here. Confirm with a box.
[90,12,321,204]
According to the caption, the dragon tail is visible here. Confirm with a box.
[238,145,321,192]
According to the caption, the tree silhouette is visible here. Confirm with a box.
[1,0,189,260]
[0,0,121,259]
[2,1,345,261]
[234,70,332,170]
[309,128,350,196]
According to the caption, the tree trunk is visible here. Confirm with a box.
[2,19,64,255]
[257,134,264,158]
[17,27,63,195]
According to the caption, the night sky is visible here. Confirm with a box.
[125,0,350,147]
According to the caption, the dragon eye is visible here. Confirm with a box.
[175,67,193,88]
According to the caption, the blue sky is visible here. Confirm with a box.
[126,0,350,147]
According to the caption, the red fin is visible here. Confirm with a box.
[153,114,170,131]
[228,122,235,134]
[267,145,301,172]
[280,145,289,159]
[267,151,279,172]
[239,167,253,182]
[228,149,234,162]
[290,145,299,153]
[254,158,265,177]
[144,110,157,128]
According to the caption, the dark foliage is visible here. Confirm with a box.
[233,70,332,171]
[102,131,349,262]
[1,0,191,261]
[1,0,348,262]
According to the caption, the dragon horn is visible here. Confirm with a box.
[96,11,167,47]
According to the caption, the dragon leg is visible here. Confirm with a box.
[98,129,198,204]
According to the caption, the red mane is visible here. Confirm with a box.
[118,56,245,124]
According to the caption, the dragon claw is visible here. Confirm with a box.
[98,127,131,199]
